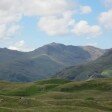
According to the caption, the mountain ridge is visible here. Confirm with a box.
[0,43,106,82]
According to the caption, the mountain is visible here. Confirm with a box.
[31,43,105,66]
[55,49,112,81]
[0,43,105,82]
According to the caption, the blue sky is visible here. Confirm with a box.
[0,0,112,51]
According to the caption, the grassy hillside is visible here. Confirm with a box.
[0,78,112,112]
[55,49,112,81]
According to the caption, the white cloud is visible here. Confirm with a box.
[103,0,112,8]
[8,40,34,52]
[0,25,6,39]
[0,0,22,40]
[0,0,22,13]
[7,24,20,37]
[72,20,102,37]
[99,9,112,29]
[0,0,75,17]
[0,11,21,25]
[22,0,75,16]
[38,11,75,36]
[0,24,20,39]
[80,6,92,14]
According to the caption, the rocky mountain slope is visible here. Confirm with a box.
[55,49,112,81]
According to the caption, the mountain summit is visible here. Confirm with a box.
[32,43,105,66]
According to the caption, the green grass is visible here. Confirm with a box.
[35,78,70,85]
[0,78,112,112]
[102,70,112,78]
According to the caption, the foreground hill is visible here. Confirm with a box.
[55,49,112,81]
[0,78,112,112]
[0,43,104,82]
